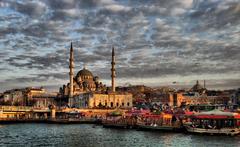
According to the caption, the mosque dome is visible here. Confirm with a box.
[191,80,204,92]
[76,68,94,80]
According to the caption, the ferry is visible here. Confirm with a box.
[184,110,240,136]
[136,113,183,132]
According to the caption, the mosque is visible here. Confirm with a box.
[59,43,106,97]
[59,43,132,108]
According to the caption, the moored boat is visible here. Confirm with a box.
[136,113,183,132]
[184,110,240,136]
[102,109,146,129]
[102,111,128,128]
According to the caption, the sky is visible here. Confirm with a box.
[0,0,240,92]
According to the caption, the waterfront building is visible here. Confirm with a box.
[0,87,56,108]
[1,88,26,106]
[25,87,56,107]
[65,44,133,108]
[147,81,231,107]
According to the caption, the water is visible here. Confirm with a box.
[0,124,239,147]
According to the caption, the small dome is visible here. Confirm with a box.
[76,68,93,78]
[191,80,204,92]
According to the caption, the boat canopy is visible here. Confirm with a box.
[107,111,122,116]
[192,109,240,119]
[125,109,150,116]
[142,114,163,118]
[141,113,173,119]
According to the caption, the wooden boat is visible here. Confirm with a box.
[136,113,183,132]
[102,111,137,129]
[183,110,240,136]
[102,109,150,129]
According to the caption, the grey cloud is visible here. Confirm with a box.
[33,73,68,81]
[5,52,68,70]
[188,0,240,31]
[45,0,77,10]
[0,27,18,38]
[9,1,47,18]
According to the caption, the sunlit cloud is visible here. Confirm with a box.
[0,0,239,92]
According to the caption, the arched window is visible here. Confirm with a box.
[110,102,113,107]
[127,102,130,106]
[98,102,102,107]
[116,102,119,107]
[122,102,124,106]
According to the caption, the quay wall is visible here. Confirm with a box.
[0,106,128,119]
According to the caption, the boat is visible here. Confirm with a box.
[183,109,240,136]
[102,111,137,129]
[136,113,183,132]
[102,111,126,128]
[102,109,148,129]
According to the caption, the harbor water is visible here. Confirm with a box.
[0,124,239,147]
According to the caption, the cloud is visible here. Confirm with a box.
[188,0,240,31]
[104,4,131,12]
[10,1,47,18]
[0,0,239,92]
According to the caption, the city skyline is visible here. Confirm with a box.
[0,0,240,92]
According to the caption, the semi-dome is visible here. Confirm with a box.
[76,68,93,79]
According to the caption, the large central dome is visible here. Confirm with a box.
[76,68,93,78]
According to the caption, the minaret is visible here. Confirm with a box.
[111,46,116,93]
[69,42,74,106]
[204,80,206,89]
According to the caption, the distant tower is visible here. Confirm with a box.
[111,46,116,93]
[204,80,206,89]
[69,42,74,106]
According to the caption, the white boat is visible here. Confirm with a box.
[184,110,240,136]
[185,124,240,136]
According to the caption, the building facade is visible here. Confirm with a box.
[72,92,133,109]
[0,87,56,108]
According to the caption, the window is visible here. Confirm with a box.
[116,102,119,107]
[122,102,124,106]
[110,102,113,107]
[127,102,130,106]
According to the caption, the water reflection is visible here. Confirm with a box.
[0,124,239,147]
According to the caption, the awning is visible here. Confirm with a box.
[193,115,230,119]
